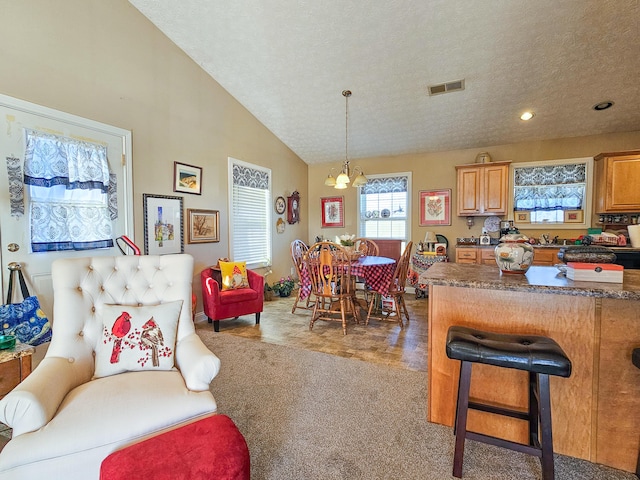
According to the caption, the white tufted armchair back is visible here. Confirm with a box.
[47,254,195,368]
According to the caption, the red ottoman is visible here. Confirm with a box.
[100,414,250,480]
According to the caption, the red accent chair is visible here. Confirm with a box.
[201,267,264,332]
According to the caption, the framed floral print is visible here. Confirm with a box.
[419,189,451,226]
[173,162,202,195]
[321,196,344,228]
[187,209,220,243]
[143,194,184,255]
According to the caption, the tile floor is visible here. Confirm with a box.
[197,290,429,372]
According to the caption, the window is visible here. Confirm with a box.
[358,173,411,240]
[228,158,271,268]
[512,157,593,228]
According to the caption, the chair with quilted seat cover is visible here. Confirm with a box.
[0,254,220,480]
[201,266,264,332]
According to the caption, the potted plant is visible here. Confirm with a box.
[271,276,296,298]
[263,282,274,301]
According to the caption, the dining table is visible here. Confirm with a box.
[299,255,397,301]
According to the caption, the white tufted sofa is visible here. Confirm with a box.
[0,254,220,479]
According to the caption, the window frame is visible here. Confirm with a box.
[227,157,272,269]
[356,171,412,241]
[511,157,593,230]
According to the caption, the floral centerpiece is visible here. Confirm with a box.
[271,276,296,297]
[336,234,357,255]
[336,234,355,247]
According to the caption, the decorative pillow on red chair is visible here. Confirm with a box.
[219,261,250,290]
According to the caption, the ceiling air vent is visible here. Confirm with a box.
[428,79,465,96]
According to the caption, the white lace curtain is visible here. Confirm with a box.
[24,129,114,252]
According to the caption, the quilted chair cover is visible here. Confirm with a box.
[0,254,220,480]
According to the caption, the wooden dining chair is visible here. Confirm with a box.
[366,241,413,328]
[290,239,316,313]
[354,238,379,256]
[353,238,379,300]
[304,241,358,335]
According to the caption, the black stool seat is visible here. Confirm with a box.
[446,326,572,377]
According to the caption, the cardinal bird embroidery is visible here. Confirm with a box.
[140,317,164,367]
[110,312,132,364]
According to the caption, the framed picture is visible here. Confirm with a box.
[419,189,451,226]
[321,196,344,228]
[173,161,202,195]
[564,210,584,223]
[143,194,184,255]
[187,209,220,243]
[516,211,530,223]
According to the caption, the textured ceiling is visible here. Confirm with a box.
[128,0,640,165]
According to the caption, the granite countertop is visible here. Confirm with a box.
[419,263,640,300]
[0,342,35,363]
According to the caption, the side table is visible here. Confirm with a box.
[0,342,35,399]
[407,253,448,298]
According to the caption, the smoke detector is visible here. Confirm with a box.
[427,79,465,96]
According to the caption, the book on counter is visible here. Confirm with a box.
[566,262,624,283]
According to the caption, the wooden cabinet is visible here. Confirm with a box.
[456,246,560,266]
[0,355,32,399]
[456,161,510,216]
[455,246,478,264]
[594,151,640,213]
[531,247,560,266]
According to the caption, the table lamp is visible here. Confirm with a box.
[424,231,437,252]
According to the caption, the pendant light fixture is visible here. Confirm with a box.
[324,90,368,189]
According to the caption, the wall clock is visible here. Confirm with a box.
[287,191,300,224]
[274,196,286,215]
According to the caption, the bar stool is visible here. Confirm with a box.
[446,326,572,480]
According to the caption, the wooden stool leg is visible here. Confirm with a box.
[528,371,539,446]
[453,361,472,478]
[538,374,555,480]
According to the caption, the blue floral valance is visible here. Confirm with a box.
[233,164,269,190]
[361,176,408,195]
[513,163,586,212]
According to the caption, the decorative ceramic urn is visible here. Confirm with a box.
[494,234,534,274]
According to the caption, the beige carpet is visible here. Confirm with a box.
[199,330,635,480]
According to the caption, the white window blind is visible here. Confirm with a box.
[358,173,411,240]
[229,158,271,268]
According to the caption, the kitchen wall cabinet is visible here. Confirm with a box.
[455,246,560,266]
[594,151,640,213]
[456,161,510,216]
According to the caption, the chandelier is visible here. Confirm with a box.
[324,90,368,189]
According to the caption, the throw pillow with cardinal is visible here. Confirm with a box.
[93,300,183,379]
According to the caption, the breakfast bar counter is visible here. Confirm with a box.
[421,263,640,473]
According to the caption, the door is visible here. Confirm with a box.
[0,94,133,321]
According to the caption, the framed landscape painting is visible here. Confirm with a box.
[187,209,220,243]
[173,161,202,195]
[419,189,451,226]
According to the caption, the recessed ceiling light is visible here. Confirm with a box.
[593,101,614,111]
[520,111,535,121]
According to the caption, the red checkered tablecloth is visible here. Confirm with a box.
[300,255,396,299]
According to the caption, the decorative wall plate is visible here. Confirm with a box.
[484,215,500,233]
[276,217,285,234]
[275,196,286,214]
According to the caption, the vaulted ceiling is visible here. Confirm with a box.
[129,0,640,165]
